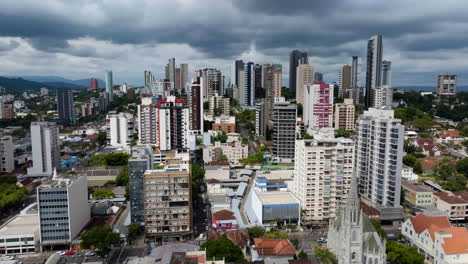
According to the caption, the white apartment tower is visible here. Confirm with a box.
[292,138,354,222]
[295,64,314,105]
[355,108,404,208]
[334,98,355,130]
[0,135,14,173]
[303,83,334,129]
[27,122,60,177]
[107,112,135,148]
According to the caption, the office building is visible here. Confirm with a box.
[303,83,333,129]
[271,100,296,160]
[199,68,223,100]
[242,62,255,107]
[338,65,352,98]
[107,112,135,148]
[289,50,308,93]
[143,152,191,240]
[334,98,355,130]
[292,138,354,222]
[401,182,433,207]
[27,122,60,177]
[208,93,230,117]
[314,72,323,83]
[180,64,189,92]
[37,174,90,250]
[254,64,263,99]
[255,99,269,138]
[295,63,314,105]
[56,88,75,125]
[90,78,98,90]
[175,68,181,91]
[351,56,359,89]
[365,35,383,108]
[437,73,457,96]
[263,63,282,101]
[0,134,14,173]
[355,108,404,208]
[382,60,391,87]
[129,146,153,223]
[166,58,176,85]
[98,92,109,112]
[231,60,245,90]
[106,70,113,101]
[188,78,203,132]
[137,97,158,145]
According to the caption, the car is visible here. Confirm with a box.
[316,238,327,243]
[56,251,66,256]
[3,256,14,260]
[84,252,95,256]
[65,251,76,255]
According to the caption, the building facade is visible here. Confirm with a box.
[334,98,355,130]
[129,146,153,223]
[106,70,113,101]
[0,135,14,173]
[295,63,314,105]
[199,68,223,100]
[339,65,352,98]
[355,108,404,208]
[242,62,255,107]
[289,49,308,94]
[292,138,354,222]
[107,112,135,148]
[208,93,230,117]
[263,63,282,101]
[437,73,457,96]
[56,88,76,125]
[188,78,203,132]
[203,141,248,164]
[365,35,383,108]
[212,115,236,134]
[28,122,60,177]
[271,100,296,161]
[303,83,334,129]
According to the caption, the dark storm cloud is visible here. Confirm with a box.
[232,0,344,15]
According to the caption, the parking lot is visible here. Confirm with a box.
[15,251,105,264]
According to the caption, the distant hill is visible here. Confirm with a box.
[395,86,468,92]
[0,77,52,93]
[10,75,106,89]
[41,81,85,90]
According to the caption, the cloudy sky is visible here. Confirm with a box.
[1,0,468,87]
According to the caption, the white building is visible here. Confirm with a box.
[245,190,301,225]
[372,86,393,109]
[291,137,354,222]
[203,141,248,164]
[334,98,355,130]
[37,174,90,250]
[402,213,468,263]
[355,108,404,209]
[303,83,333,128]
[433,191,468,221]
[295,63,314,105]
[0,214,39,256]
[402,165,419,182]
[27,122,60,177]
[40,87,49,96]
[0,135,14,173]
[208,93,230,117]
[107,112,135,148]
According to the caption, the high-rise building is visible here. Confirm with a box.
[437,73,457,96]
[272,99,296,160]
[372,86,393,109]
[365,35,383,108]
[106,70,113,101]
[296,63,314,105]
[339,65,352,98]
[314,72,323,83]
[0,103,14,119]
[231,60,245,90]
[37,174,90,250]
[90,78,98,90]
[292,138,354,222]
[167,58,176,85]
[175,68,181,91]
[351,56,359,88]
[303,83,334,129]
[241,62,255,107]
[289,50,308,93]
[107,113,135,148]
[143,151,191,240]
[98,92,109,112]
[334,98,355,130]
[254,64,263,99]
[180,64,189,92]
[40,87,49,96]
[56,88,75,125]
[208,93,230,117]
[198,69,222,100]
[255,99,269,138]
[382,60,392,87]
[0,134,14,173]
[27,122,59,177]
[355,108,404,208]
[188,78,203,132]
[137,97,189,151]
[263,64,282,101]
[129,146,153,223]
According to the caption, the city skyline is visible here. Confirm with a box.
[1,1,468,87]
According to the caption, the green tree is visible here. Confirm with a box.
[192,164,205,189]
[434,158,457,180]
[241,152,264,165]
[106,153,131,166]
[116,165,129,186]
[404,139,417,154]
[313,246,337,264]
[263,230,288,239]
[127,223,143,245]
[412,118,433,130]
[290,239,299,249]
[200,236,246,262]
[92,189,115,199]
[90,153,108,166]
[0,184,27,209]
[96,131,107,146]
[81,226,120,257]
[247,226,265,238]
[335,128,353,138]
[213,132,228,143]
[219,155,228,162]
[303,133,314,139]
[413,161,423,174]
[0,175,18,184]
[370,218,386,239]
[456,158,468,176]
[386,241,424,264]
[297,250,308,260]
[403,154,417,167]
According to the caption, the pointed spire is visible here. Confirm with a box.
[347,166,360,223]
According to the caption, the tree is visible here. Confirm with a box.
[434,158,457,180]
[96,131,107,146]
[413,161,423,174]
[90,153,108,166]
[403,154,417,167]
[106,153,131,166]
[92,189,115,199]
[80,226,120,257]
[335,128,353,138]
[213,132,228,143]
[386,241,424,264]
[241,152,264,165]
[116,165,129,186]
[219,155,228,162]
[247,226,265,238]
[0,175,18,184]
[0,184,27,209]
[200,236,246,262]
[456,158,468,176]
[303,133,313,139]
[127,223,143,245]
[290,239,299,249]
[370,218,386,239]
[412,118,433,131]
[263,230,288,239]
[297,250,308,260]
[404,139,417,154]
[313,246,337,264]
[192,164,205,189]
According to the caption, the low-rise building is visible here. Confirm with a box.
[401,181,433,207]
[402,165,419,182]
[212,209,237,230]
[252,238,296,262]
[0,214,39,256]
[212,116,236,134]
[209,93,230,117]
[402,213,468,263]
[203,141,248,164]
[245,190,300,225]
[433,191,468,221]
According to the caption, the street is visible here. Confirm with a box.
[289,229,329,263]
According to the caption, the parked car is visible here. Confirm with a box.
[65,251,76,255]
[3,256,15,260]
[56,251,66,256]
[84,252,96,256]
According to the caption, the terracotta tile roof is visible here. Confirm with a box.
[440,228,468,255]
[206,178,221,184]
[186,253,206,264]
[420,157,441,171]
[434,191,468,204]
[416,137,435,146]
[212,209,236,221]
[409,214,450,234]
[225,230,250,247]
[439,130,461,139]
[207,230,221,241]
[254,238,296,256]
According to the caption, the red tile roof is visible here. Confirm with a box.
[434,191,468,204]
[212,209,236,221]
[439,130,461,139]
[225,230,250,247]
[254,238,296,256]
[206,178,221,184]
[409,213,450,234]
[440,228,468,255]
[453,190,468,201]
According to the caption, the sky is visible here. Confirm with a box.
[1,0,468,87]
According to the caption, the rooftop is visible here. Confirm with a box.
[0,214,39,236]
[409,213,450,234]
[434,191,468,204]
[401,182,433,193]
[256,191,299,206]
[254,238,296,256]
[212,209,236,221]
